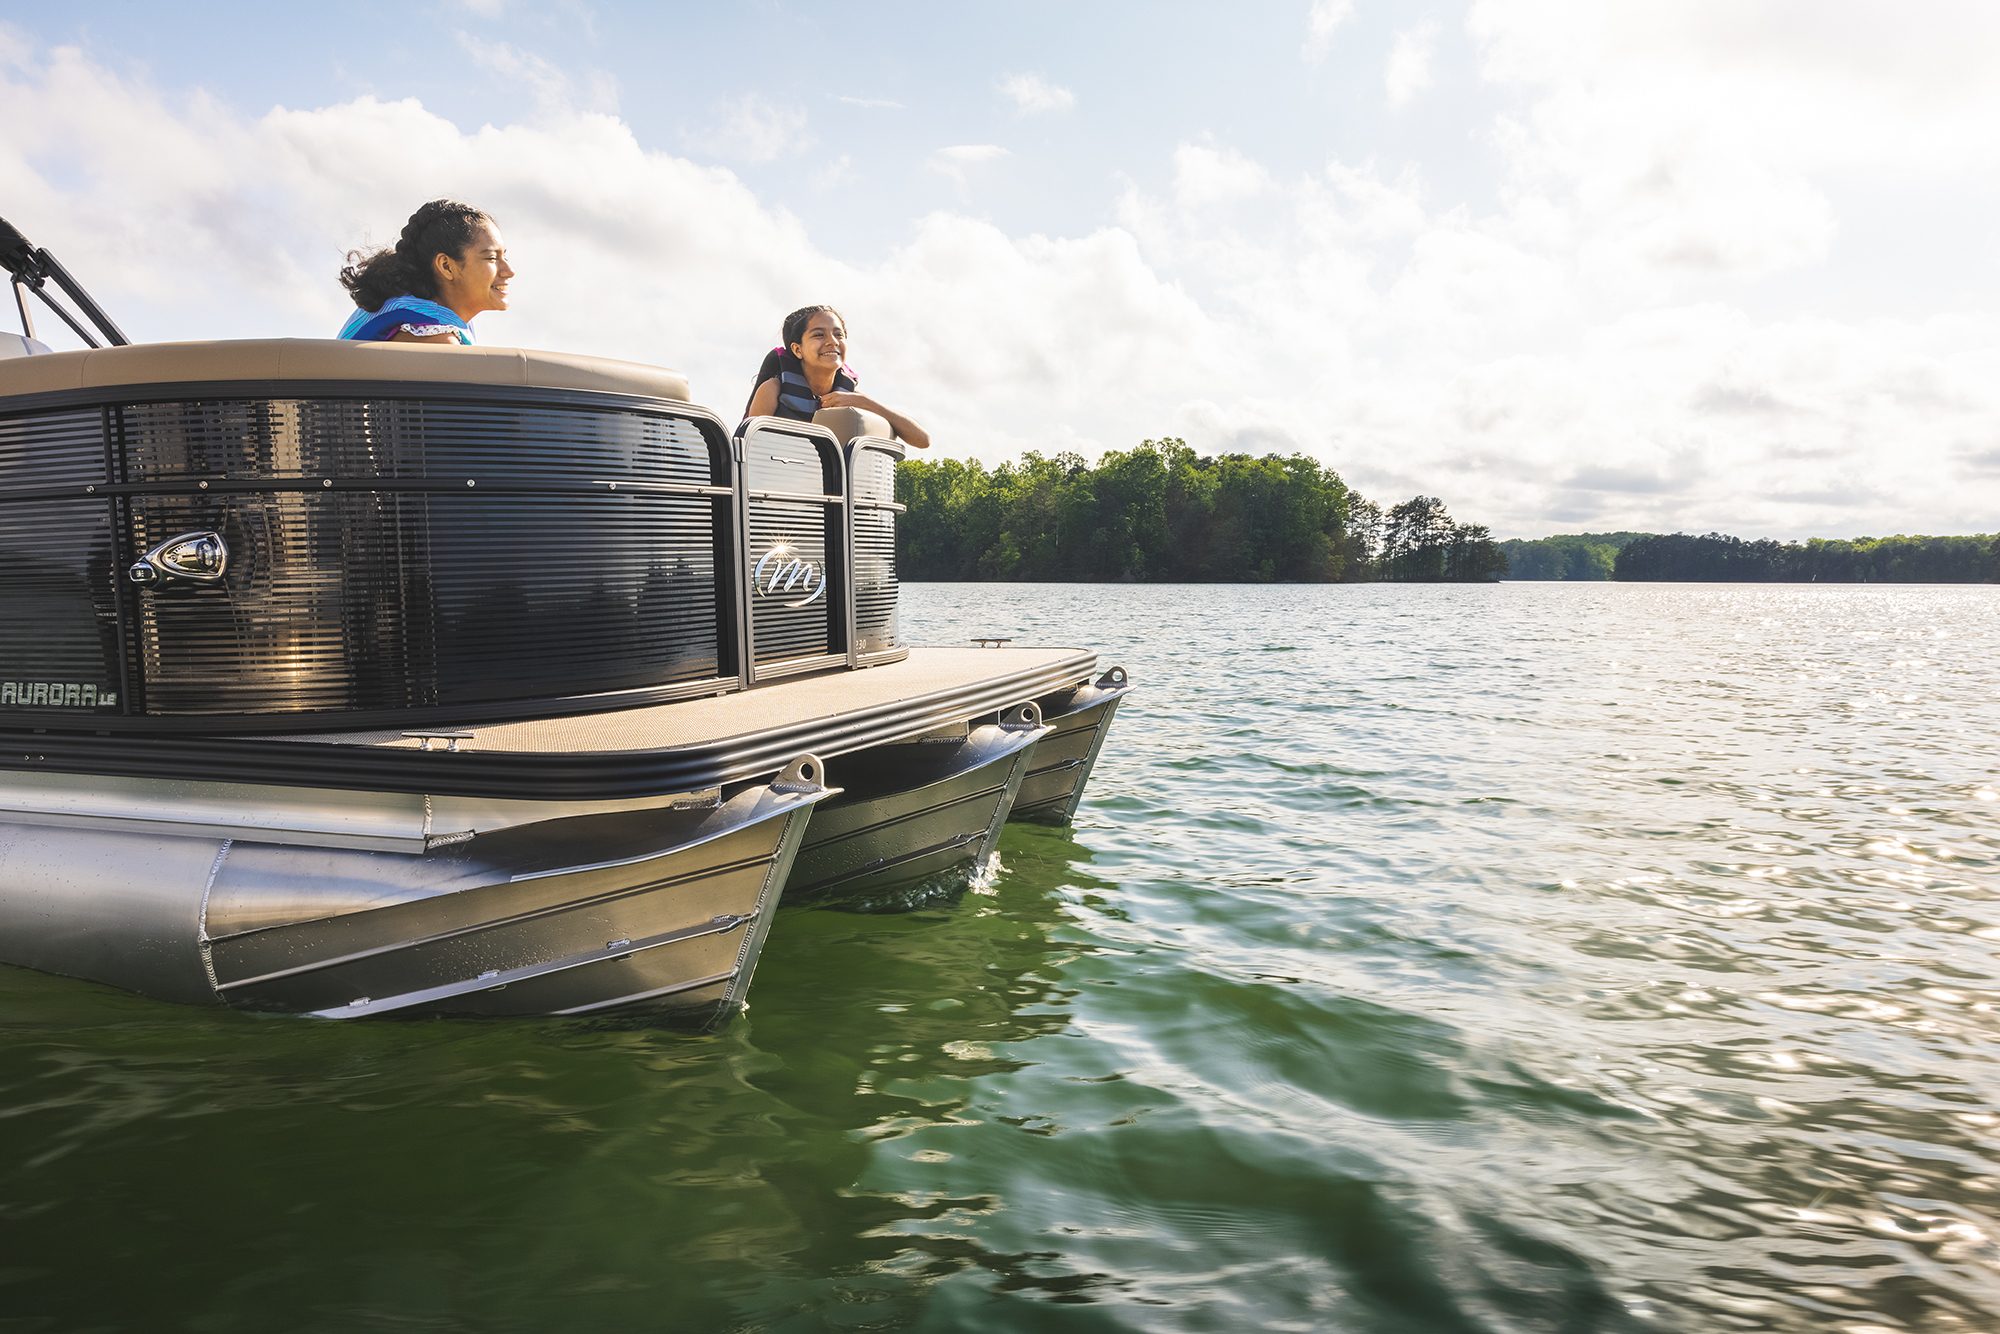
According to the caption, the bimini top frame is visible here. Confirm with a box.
[0,215,129,350]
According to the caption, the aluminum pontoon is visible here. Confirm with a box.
[0,220,1128,1022]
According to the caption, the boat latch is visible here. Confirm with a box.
[403,730,476,753]
[128,531,227,587]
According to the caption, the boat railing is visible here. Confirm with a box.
[0,341,908,731]
[736,410,910,682]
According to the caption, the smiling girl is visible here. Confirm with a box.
[743,305,930,448]
[337,200,512,345]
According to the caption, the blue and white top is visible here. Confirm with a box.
[337,296,474,344]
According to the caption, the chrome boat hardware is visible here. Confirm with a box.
[128,530,227,587]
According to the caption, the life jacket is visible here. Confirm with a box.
[751,347,857,422]
[337,295,474,344]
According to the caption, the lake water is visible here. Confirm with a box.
[3,582,1998,1332]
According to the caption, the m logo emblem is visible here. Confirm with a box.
[753,544,827,609]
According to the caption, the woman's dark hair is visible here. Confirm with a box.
[339,200,490,311]
[782,304,844,352]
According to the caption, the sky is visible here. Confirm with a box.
[4,1,1998,540]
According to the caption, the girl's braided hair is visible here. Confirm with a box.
[339,200,490,311]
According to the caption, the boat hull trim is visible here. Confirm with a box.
[0,755,832,1023]
[785,702,1049,900]
[1012,666,1130,825]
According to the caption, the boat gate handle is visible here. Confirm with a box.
[129,531,228,587]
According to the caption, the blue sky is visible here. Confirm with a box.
[56,2,1470,240]
[6,2,1999,538]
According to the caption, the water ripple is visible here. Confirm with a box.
[3,582,1999,1331]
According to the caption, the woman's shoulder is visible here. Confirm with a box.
[339,295,473,343]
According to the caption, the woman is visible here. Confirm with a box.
[742,305,930,448]
[337,200,512,344]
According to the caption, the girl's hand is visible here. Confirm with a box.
[817,391,930,449]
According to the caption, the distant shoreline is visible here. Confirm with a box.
[1498,530,1997,583]
[896,444,1996,585]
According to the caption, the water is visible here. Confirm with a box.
[4,583,1998,1332]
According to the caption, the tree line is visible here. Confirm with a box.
[894,439,1504,583]
[1613,532,1999,582]
[895,446,1995,584]
[1497,530,1997,582]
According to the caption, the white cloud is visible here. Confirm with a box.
[686,93,809,163]
[812,154,855,189]
[1471,0,2000,172]
[935,145,1010,163]
[1304,0,1353,61]
[997,73,1074,116]
[837,94,903,110]
[456,31,617,117]
[1469,0,2000,293]
[1385,21,1439,107]
[1171,141,1273,210]
[1113,90,2000,537]
[927,143,1009,192]
[3,25,1998,541]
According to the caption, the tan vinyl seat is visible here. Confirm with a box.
[812,405,894,444]
[0,338,691,402]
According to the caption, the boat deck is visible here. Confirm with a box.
[4,646,1098,801]
[275,645,1090,752]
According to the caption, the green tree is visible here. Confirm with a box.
[1497,532,1642,580]
[896,443,1497,583]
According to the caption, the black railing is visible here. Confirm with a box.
[0,382,908,731]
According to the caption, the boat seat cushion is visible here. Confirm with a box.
[812,405,894,444]
[0,338,691,402]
